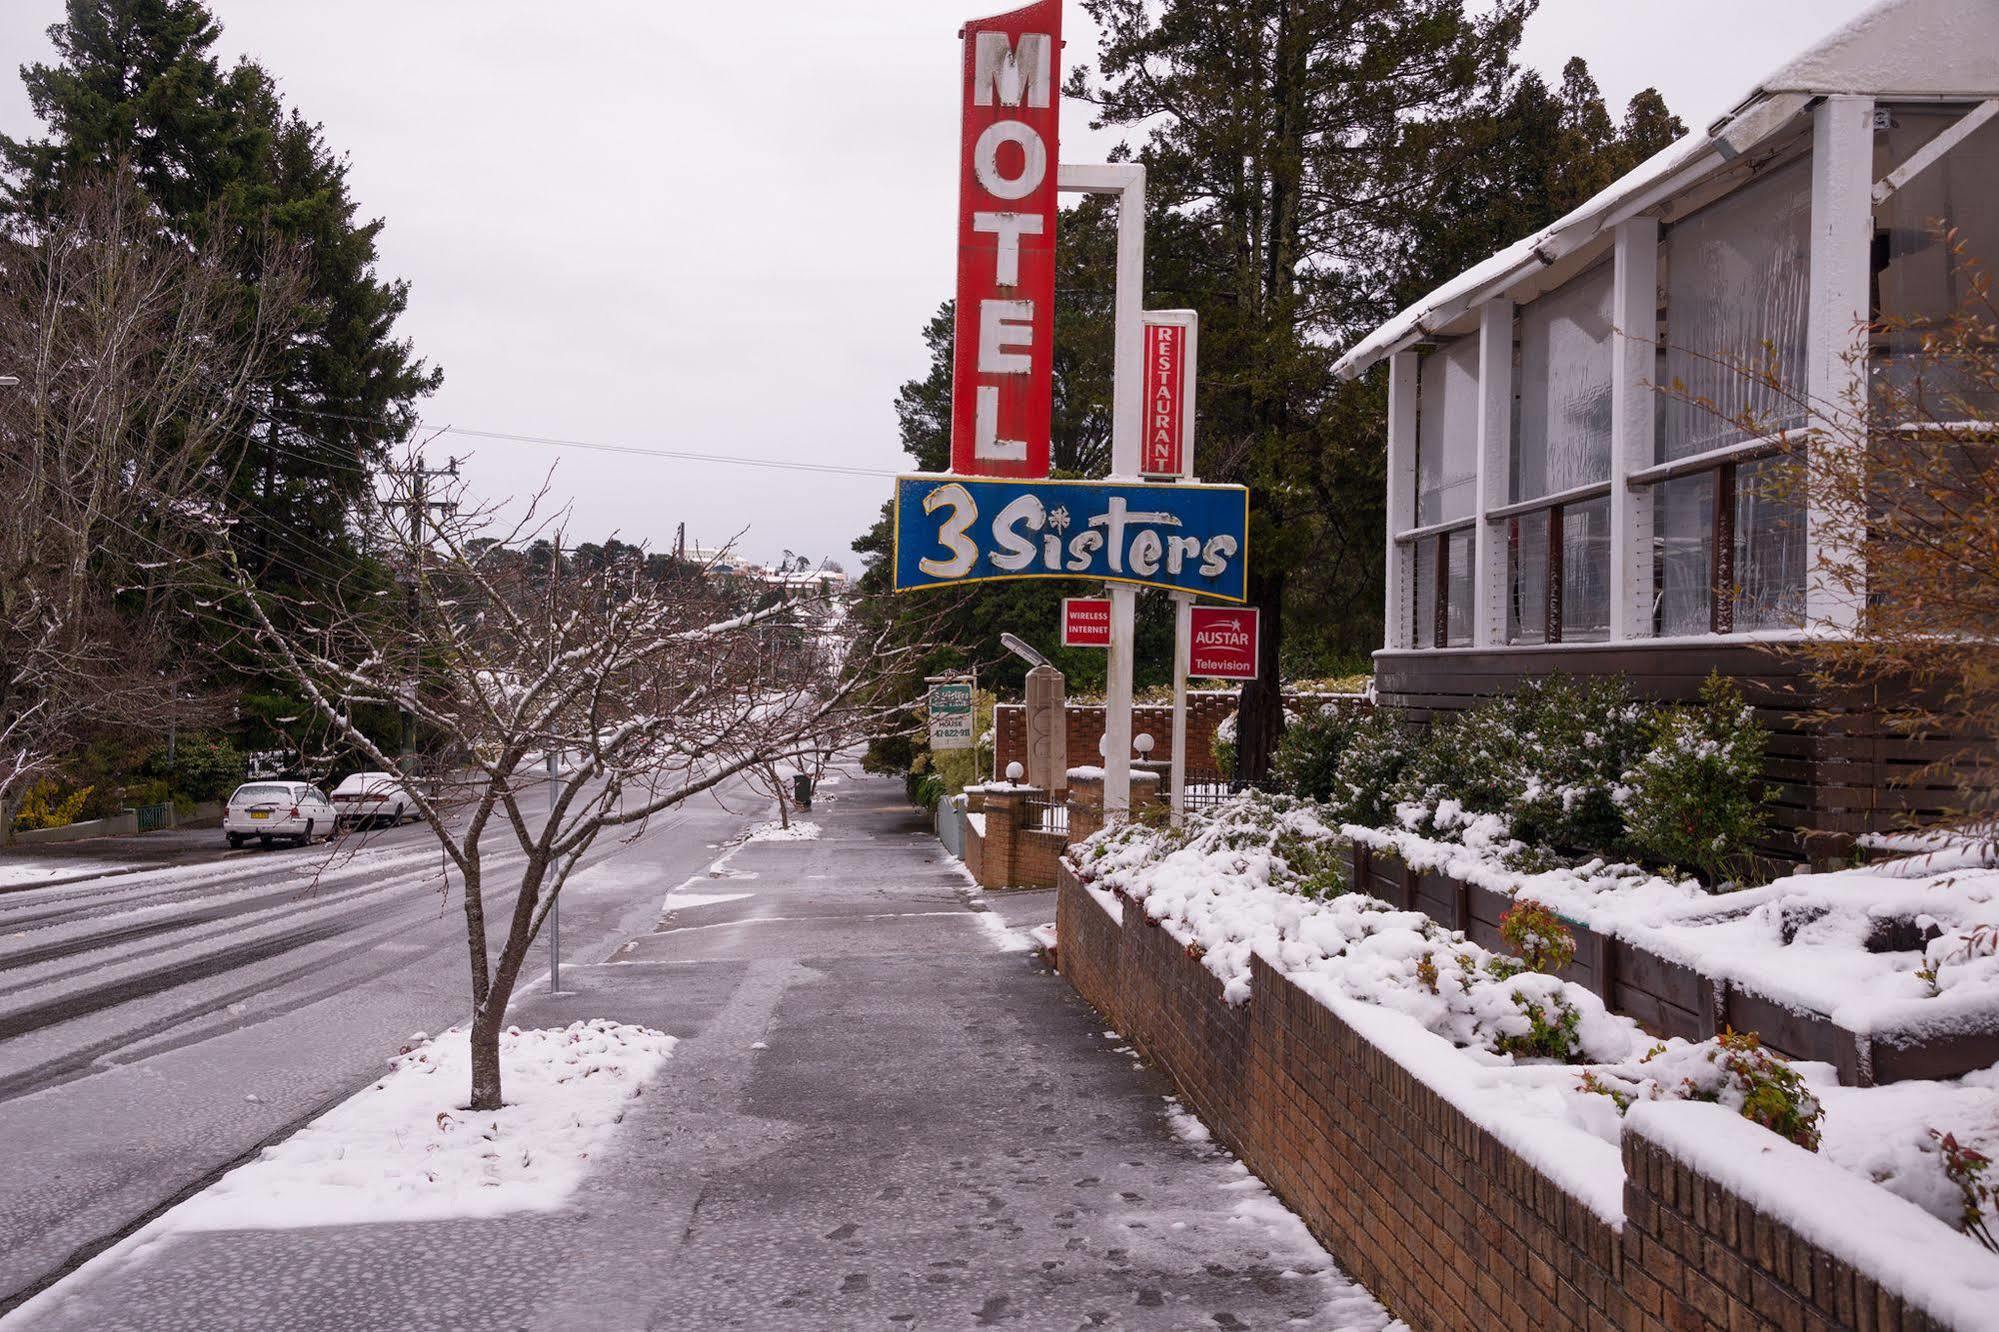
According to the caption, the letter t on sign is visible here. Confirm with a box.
[950,0,1061,478]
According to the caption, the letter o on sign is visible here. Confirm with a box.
[973,121,1047,201]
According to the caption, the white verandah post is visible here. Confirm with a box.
[1384,351,1420,651]
[1804,94,1874,634]
[1472,300,1513,645]
[1610,216,1660,641]
[1059,163,1145,816]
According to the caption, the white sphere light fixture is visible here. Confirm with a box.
[1005,761,1025,781]
[1134,733,1155,755]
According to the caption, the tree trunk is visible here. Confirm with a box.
[1235,565,1287,785]
[468,1002,506,1111]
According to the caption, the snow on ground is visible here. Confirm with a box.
[166,1021,673,1229]
[970,905,1033,952]
[0,858,134,888]
[663,890,752,911]
[742,820,820,843]
[1147,1098,1402,1331]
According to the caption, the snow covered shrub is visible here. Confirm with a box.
[1933,1130,1999,1252]
[1493,986,1584,1061]
[1272,703,1368,803]
[1326,706,1419,828]
[1503,676,1651,855]
[1918,924,1999,998]
[1578,1029,1823,1150]
[1621,675,1769,887]
[1393,693,1529,832]
[1499,899,1578,974]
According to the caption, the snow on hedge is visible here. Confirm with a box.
[168,1021,673,1228]
[1069,792,1999,1247]
[1345,814,1999,1043]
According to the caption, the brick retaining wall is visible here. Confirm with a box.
[1054,864,1963,1331]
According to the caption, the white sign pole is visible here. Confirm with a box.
[1169,590,1192,826]
[1057,163,1144,817]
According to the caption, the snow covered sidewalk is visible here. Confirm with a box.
[6,774,1399,1332]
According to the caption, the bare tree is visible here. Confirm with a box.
[0,169,301,834]
[214,469,922,1110]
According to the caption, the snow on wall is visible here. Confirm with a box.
[1631,1099,1999,1330]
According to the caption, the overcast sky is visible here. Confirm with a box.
[0,0,1875,569]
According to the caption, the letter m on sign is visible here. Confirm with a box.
[951,0,1061,478]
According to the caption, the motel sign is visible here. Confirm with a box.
[950,0,1062,477]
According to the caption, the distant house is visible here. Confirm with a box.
[1333,0,1996,855]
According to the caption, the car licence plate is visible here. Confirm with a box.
[250,810,269,820]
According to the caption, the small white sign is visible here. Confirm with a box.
[928,680,975,751]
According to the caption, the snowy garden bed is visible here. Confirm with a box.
[168,1020,674,1228]
[1065,793,1999,1258]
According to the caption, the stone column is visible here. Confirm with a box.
[1024,665,1068,795]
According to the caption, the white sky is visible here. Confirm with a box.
[0,0,1875,568]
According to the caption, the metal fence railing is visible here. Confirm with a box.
[133,802,173,833]
[1179,775,1246,815]
[1021,794,1070,836]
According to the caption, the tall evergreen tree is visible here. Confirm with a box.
[2,0,440,583]
[1071,0,1537,779]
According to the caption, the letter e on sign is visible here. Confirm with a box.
[1188,606,1260,679]
[951,0,1061,478]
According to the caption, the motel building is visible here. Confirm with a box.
[1332,0,1995,862]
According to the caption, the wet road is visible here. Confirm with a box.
[0,782,766,1310]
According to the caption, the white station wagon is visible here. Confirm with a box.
[223,782,337,849]
[329,771,420,827]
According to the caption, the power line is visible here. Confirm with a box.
[261,403,898,480]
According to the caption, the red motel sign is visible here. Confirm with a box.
[1061,597,1112,648]
[950,0,1061,478]
[1189,606,1260,679]
[1141,316,1191,478]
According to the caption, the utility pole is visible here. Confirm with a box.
[381,453,458,759]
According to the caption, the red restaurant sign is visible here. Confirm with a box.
[1141,316,1191,478]
[950,0,1061,478]
[1189,606,1260,679]
[1061,596,1113,648]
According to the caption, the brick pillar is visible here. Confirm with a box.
[974,785,1049,889]
[1067,774,1104,845]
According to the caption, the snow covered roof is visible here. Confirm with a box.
[1333,0,1999,380]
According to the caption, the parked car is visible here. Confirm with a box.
[223,782,338,849]
[329,771,420,827]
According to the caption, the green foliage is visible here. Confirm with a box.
[1493,991,1583,1061]
[1393,690,1531,829]
[1500,899,1578,974]
[1579,1029,1824,1151]
[1272,703,1364,802]
[1621,675,1770,887]
[12,780,93,831]
[1325,707,1419,829]
[1504,676,1651,854]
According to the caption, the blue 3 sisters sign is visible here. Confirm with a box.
[893,475,1249,602]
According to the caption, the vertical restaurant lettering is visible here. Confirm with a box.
[951,0,1061,477]
[1141,320,1185,477]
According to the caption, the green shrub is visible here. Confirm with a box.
[1578,1029,1823,1150]
[1272,703,1364,802]
[1494,991,1584,1061]
[13,780,93,831]
[1393,691,1529,829]
[1621,674,1769,887]
[1211,711,1237,778]
[1504,676,1651,854]
[1327,707,1420,828]
[1500,898,1578,974]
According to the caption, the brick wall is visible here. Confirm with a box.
[1054,865,1953,1332]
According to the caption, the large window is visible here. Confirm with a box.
[1500,266,1616,644]
[1514,262,1614,501]
[1874,103,1999,415]
[1416,338,1479,524]
[1657,155,1812,462]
